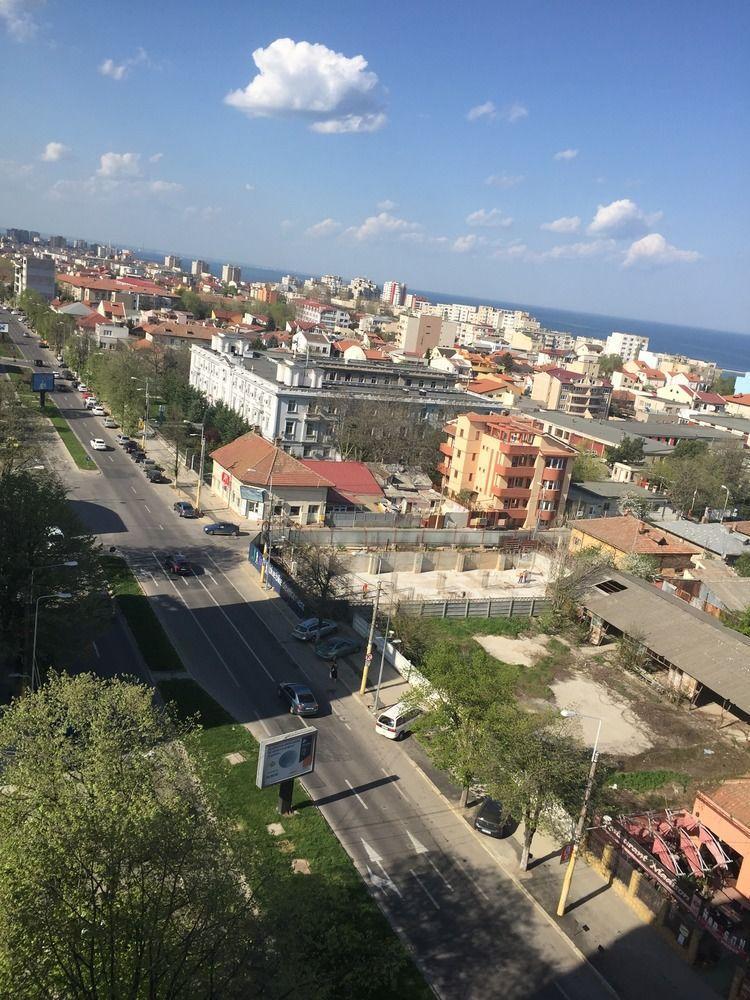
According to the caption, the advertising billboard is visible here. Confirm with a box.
[0,322,9,334]
[256,727,317,789]
[31,372,55,392]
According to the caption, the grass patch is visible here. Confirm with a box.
[609,769,689,793]
[423,615,531,642]
[0,339,21,358]
[102,556,184,673]
[156,683,431,999]
[8,371,96,470]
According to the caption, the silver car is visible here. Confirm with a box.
[292,617,338,642]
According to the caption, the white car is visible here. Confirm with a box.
[92,407,106,417]
[90,438,107,451]
[116,434,130,445]
[103,417,118,428]
[77,383,88,391]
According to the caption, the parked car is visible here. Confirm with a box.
[277,682,319,717]
[103,417,118,428]
[292,618,338,642]
[164,553,191,576]
[132,450,146,463]
[375,702,421,740]
[91,407,107,417]
[90,438,107,451]
[314,636,361,661]
[85,399,98,410]
[142,458,161,469]
[203,521,240,537]
[474,797,515,839]
[123,440,138,453]
[173,501,197,518]
[76,383,88,391]
[116,434,131,445]
[54,383,70,392]
[34,359,45,367]
[145,468,166,483]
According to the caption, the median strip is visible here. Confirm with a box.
[7,371,96,470]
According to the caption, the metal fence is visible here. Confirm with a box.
[295,525,541,549]
[325,510,423,528]
[395,596,552,619]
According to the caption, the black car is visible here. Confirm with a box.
[132,450,146,463]
[474,797,515,839]
[173,501,197,518]
[34,359,45,367]
[145,468,165,483]
[164,553,191,576]
[123,440,137,453]
[203,521,240,537]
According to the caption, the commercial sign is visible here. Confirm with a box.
[240,484,266,503]
[0,322,8,334]
[256,727,317,789]
[221,471,231,488]
[31,372,55,392]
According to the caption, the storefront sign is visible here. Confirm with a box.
[221,471,231,488]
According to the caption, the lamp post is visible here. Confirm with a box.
[130,375,150,449]
[372,610,400,715]
[720,484,730,524]
[359,580,382,695]
[32,592,72,691]
[27,561,77,678]
[556,709,603,917]
[184,414,208,512]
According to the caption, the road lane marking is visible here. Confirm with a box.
[130,486,137,494]
[92,642,100,659]
[406,830,428,855]
[150,552,240,687]
[365,865,402,897]
[143,504,151,513]
[427,857,454,892]
[206,571,217,584]
[409,869,440,910]
[451,856,490,902]
[554,982,573,1000]
[381,767,409,801]
[159,524,164,530]
[345,779,369,810]
[108,456,114,463]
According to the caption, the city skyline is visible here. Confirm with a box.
[1,0,747,332]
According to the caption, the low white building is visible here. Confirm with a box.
[94,321,129,350]
[605,331,649,362]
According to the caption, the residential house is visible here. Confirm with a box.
[530,367,612,418]
[299,460,385,511]
[724,395,750,419]
[291,328,333,357]
[93,321,129,350]
[568,514,700,574]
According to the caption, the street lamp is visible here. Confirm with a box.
[130,375,150,448]
[720,485,730,524]
[556,709,603,917]
[184,415,208,512]
[32,592,72,691]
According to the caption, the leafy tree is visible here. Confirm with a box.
[0,672,263,998]
[671,438,708,460]
[712,373,736,396]
[621,552,660,580]
[330,397,442,467]
[597,353,624,376]
[618,492,650,519]
[723,606,750,637]
[605,435,644,465]
[571,448,608,483]
[176,287,211,319]
[410,641,514,807]
[290,544,351,620]
[734,553,750,578]
[546,546,615,628]
[0,381,43,474]
[651,443,748,516]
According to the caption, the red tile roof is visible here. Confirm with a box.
[699,780,750,833]
[210,434,333,489]
[573,515,701,557]
[299,460,384,503]
[725,394,750,407]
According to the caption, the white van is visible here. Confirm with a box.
[375,702,421,740]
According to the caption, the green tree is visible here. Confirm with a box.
[605,435,644,465]
[734,553,750,578]
[571,448,608,483]
[723,606,750,637]
[621,552,660,580]
[712,373,736,396]
[671,438,708,460]
[651,443,748,515]
[0,673,263,998]
[546,546,615,628]
[410,641,514,807]
[618,492,649,519]
[0,381,43,475]
[597,353,624,376]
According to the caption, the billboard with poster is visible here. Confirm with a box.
[256,727,317,789]
[31,372,55,392]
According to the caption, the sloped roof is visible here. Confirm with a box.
[573,515,701,556]
[699,780,750,832]
[299,460,384,503]
[210,433,333,489]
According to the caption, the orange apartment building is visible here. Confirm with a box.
[438,412,576,529]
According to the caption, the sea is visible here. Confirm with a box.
[131,246,750,375]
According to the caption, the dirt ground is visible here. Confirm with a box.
[474,633,552,667]
[551,674,654,755]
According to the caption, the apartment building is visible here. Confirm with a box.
[191,260,208,276]
[531,367,612,417]
[221,264,241,285]
[295,299,352,332]
[349,276,378,299]
[381,280,407,307]
[605,331,649,362]
[164,255,181,269]
[189,340,501,459]
[14,254,56,300]
[398,313,457,356]
[438,412,575,529]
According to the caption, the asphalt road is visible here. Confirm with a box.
[4,308,615,1000]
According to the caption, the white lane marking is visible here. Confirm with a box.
[554,982,573,1000]
[92,642,100,659]
[206,570,217,584]
[159,524,164,531]
[150,552,240,688]
[409,869,440,910]
[130,486,137,495]
[451,856,490,902]
[192,575,276,683]
[361,841,402,897]
[427,856,454,892]
[143,504,151,513]
[108,456,115,463]
[365,865,402,897]
[345,779,369,810]
[406,830,428,855]
[180,575,190,588]
[361,838,383,864]
[381,766,409,801]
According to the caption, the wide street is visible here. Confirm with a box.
[4,311,617,1000]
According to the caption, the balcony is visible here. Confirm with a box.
[493,486,531,501]
[497,461,535,478]
[439,441,454,458]
[542,465,565,480]
[497,440,536,457]
[437,461,451,477]
[538,508,557,522]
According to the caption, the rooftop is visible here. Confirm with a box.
[699,780,750,832]
[659,519,750,558]
[210,433,333,489]
[572,514,701,556]
[299,460,384,503]
[569,481,666,502]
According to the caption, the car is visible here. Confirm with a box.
[132,450,146,463]
[173,501,197,518]
[91,407,107,417]
[123,440,138,453]
[103,417,118,428]
[85,399,98,409]
[34,359,45,367]
[76,383,88,391]
[90,438,107,451]
[116,433,131,445]
[292,617,338,642]
[314,636,361,661]
[142,458,161,469]
[38,340,49,348]
[80,391,93,399]
[203,521,240,537]
[375,702,422,740]
[474,797,515,839]
[61,370,74,379]
[277,682,319,717]
[165,553,192,575]
[145,468,166,483]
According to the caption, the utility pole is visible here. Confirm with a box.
[557,713,602,917]
[359,580,382,695]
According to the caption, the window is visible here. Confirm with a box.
[308,505,319,517]
[596,579,627,594]
[285,421,296,437]
[289,506,301,517]
[468,474,473,482]
[287,400,298,413]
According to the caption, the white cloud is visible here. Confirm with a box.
[467,101,496,122]
[225,38,386,134]
[0,0,42,41]
[553,148,578,161]
[41,141,70,162]
[542,239,616,260]
[305,218,341,238]
[377,198,396,211]
[466,208,512,228]
[345,211,422,242]
[453,234,478,253]
[184,205,222,223]
[587,198,662,237]
[149,152,163,163]
[0,158,34,179]
[501,102,528,123]
[485,173,524,189]
[280,219,295,231]
[148,180,183,194]
[244,183,255,191]
[99,48,148,81]
[492,241,530,260]
[540,215,581,234]
[623,233,701,268]
[97,152,141,178]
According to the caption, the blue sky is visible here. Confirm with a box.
[1,0,748,331]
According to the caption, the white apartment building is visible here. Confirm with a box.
[381,280,407,307]
[398,314,457,355]
[94,322,130,350]
[349,276,378,299]
[14,254,56,301]
[295,299,352,331]
[164,255,181,269]
[605,331,650,362]
[191,260,208,276]
[320,274,344,294]
[221,264,241,285]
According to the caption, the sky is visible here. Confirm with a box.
[1,0,748,332]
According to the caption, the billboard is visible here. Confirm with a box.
[0,322,8,334]
[256,727,317,789]
[31,372,55,392]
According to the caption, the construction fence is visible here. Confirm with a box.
[394,596,552,619]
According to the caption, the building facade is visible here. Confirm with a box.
[221,264,241,285]
[398,314,457,356]
[381,280,407,307]
[438,412,575,529]
[531,368,612,417]
[295,299,352,332]
[14,254,56,301]
[605,331,650,362]
[191,259,207,276]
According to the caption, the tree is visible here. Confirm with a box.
[290,544,351,620]
[712,373,736,396]
[481,707,592,870]
[597,353,624,376]
[409,641,514,807]
[651,442,748,515]
[618,492,650,519]
[723,606,750,637]
[671,438,708,461]
[0,381,43,475]
[546,546,615,628]
[329,397,443,467]
[0,673,263,998]
[621,552,659,580]
[734,553,750,578]
[605,435,644,466]
[571,448,608,483]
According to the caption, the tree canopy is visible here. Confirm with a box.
[571,448,608,483]
[605,435,644,466]
[597,354,624,376]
